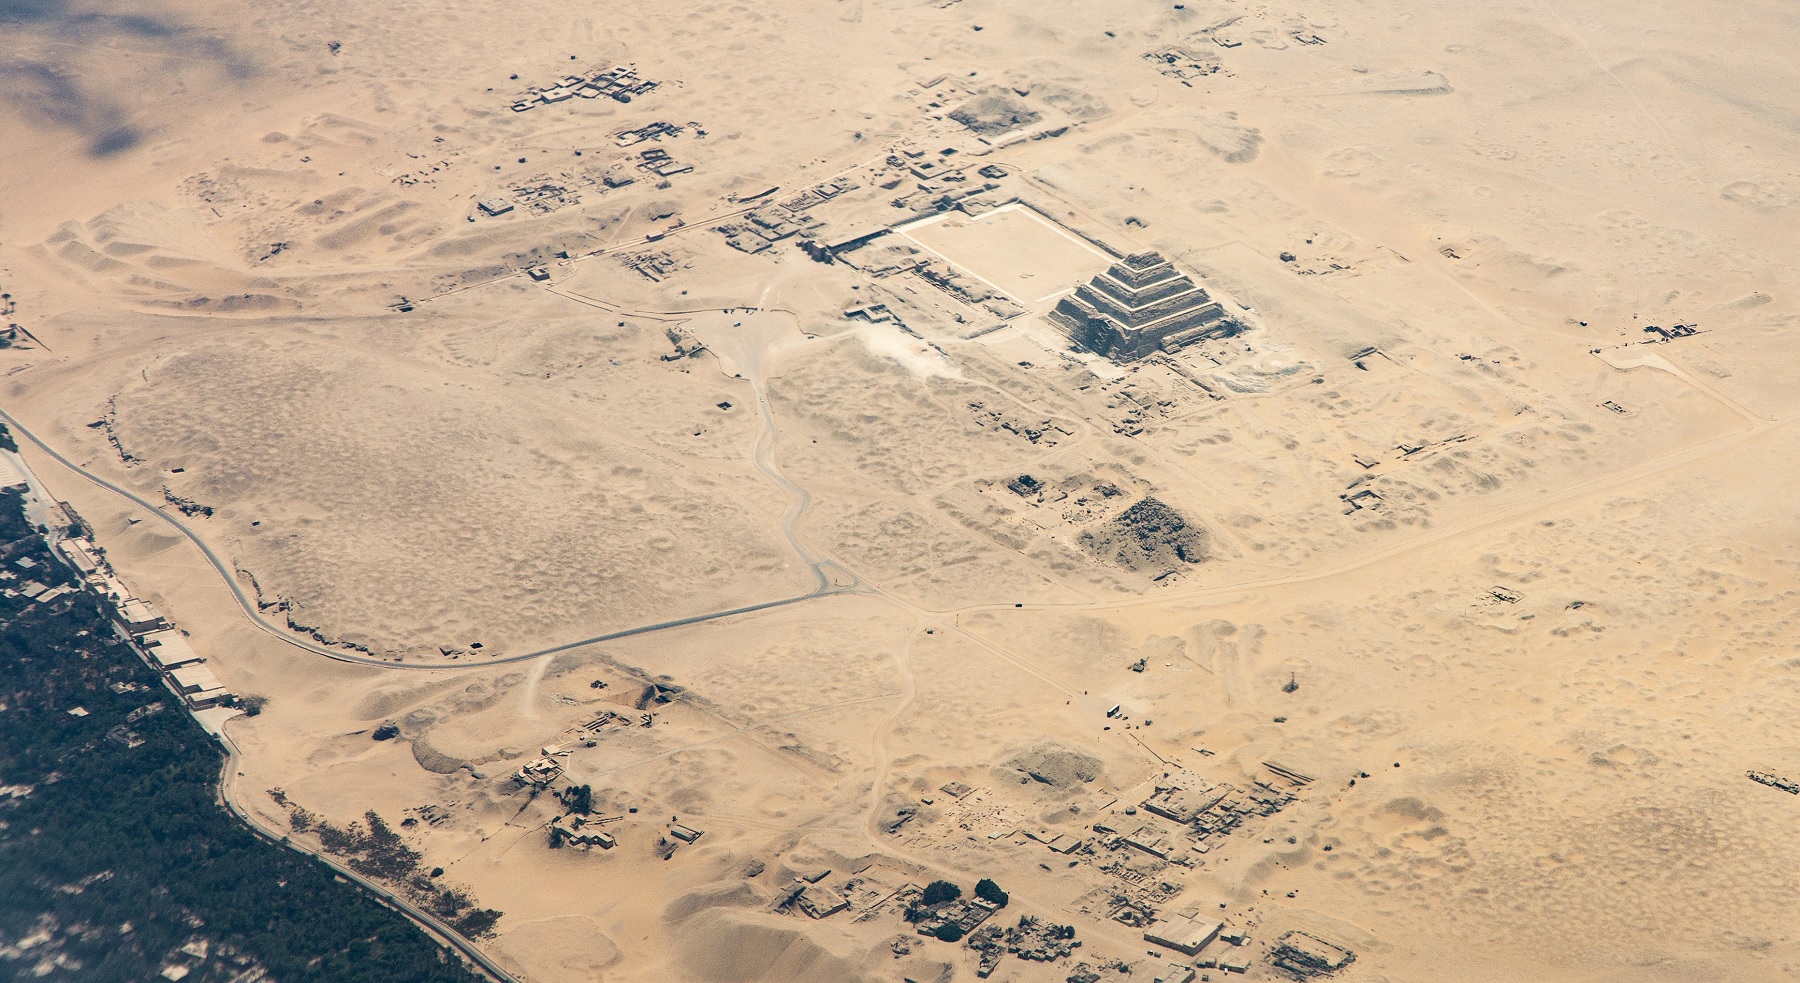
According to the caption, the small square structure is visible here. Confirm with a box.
[797,886,849,919]
[115,598,169,636]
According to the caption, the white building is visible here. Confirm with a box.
[169,663,230,709]
[115,597,169,636]
[140,630,203,670]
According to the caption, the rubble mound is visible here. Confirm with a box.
[949,90,1043,135]
[999,741,1103,789]
[1191,115,1263,164]
[663,882,765,923]
[1080,497,1210,573]
[677,908,870,983]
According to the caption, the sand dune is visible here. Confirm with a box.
[4,0,1799,980]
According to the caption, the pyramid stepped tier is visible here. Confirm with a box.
[1048,252,1246,362]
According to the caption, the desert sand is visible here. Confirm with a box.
[5,0,1800,980]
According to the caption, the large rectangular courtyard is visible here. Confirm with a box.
[897,202,1112,305]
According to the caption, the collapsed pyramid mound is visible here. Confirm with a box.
[1048,251,1245,362]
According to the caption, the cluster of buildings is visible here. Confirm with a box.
[1140,913,1260,976]
[1144,912,1223,956]
[515,752,567,787]
[614,120,684,147]
[2,552,77,606]
[53,533,233,710]
[717,204,823,255]
[509,64,658,112]
[473,118,690,223]
[636,146,692,179]
[965,916,1081,978]
[920,895,1003,938]
[1116,770,1300,859]
[1642,322,1698,342]
[549,814,616,849]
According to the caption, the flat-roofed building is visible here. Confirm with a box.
[56,538,100,577]
[1121,824,1173,858]
[140,629,203,669]
[516,757,563,786]
[551,816,616,848]
[91,574,129,603]
[1144,914,1223,957]
[115,598,169,636]
[570,827,615,849]
[169,663,230,708]
[796,886,849,919]
[1143,781,1230,824]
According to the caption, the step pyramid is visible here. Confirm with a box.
[1049,251,1243,361]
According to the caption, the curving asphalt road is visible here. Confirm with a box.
[0,407,850,672]
[212,727,523,983]
[0,387,850,982]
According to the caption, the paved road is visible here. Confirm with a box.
[6,429,526,980]
[213,728,523,983]
[0,356,857,977]
[0,407,850,672]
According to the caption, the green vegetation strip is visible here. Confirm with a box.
[0,485,486,982]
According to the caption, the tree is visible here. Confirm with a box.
[974,878,1008,907]
[0,491,490,983]
[933,922,966,943]
[921,880,961,906]
[562,784,593,815]
[453,908,503,938]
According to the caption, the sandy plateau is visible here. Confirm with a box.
[4,0,1800,981]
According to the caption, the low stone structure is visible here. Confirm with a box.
[1270,931,1354,977]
